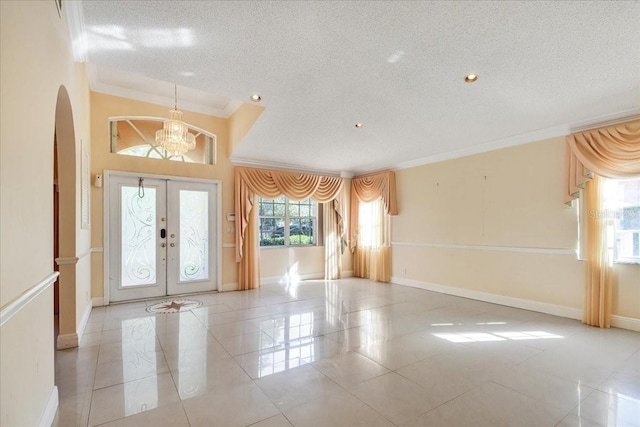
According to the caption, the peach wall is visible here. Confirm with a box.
[90,92,237,297]
[228,102,265,155]
[391,136,640,322]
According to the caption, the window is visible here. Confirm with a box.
[605,178,640,262]
[110,118,217,164]
[259,196,317,247]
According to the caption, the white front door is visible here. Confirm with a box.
[108,174,219,302]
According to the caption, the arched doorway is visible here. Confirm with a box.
[54,85,78,349]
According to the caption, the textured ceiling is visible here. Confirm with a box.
[76,1,640,174]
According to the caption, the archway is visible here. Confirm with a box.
[54,85,78,349]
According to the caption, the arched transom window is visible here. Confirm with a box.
[109,117,217,165]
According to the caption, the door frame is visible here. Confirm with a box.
[103,170,222,305]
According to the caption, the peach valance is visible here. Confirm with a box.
[565,119,640,204]
[349,171,398,251]
[235,167,344,261]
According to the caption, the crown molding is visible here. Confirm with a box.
[230,157,343,177]
[569,112,640,133]
[388,108,640,172]
[86,65,242,118]
[64,0,88,62]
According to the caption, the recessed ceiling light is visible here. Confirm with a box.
[250,94,262,102]
[464,74,478,83]
[355,123,363,128]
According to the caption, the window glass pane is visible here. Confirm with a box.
[301,218,313,236]
[610,178,640,261]
[289,203,300,217]
[274,202,286,217]
[260,200,273,216]
[260,218,285,246]
[110,118,216,165]
[259,196,316,247]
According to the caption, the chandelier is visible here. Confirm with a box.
[155,84,196,157]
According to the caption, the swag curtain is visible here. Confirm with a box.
[350,171,398,282]
[323,186,348,280]
[565,119,640,205]
[565,119,640,328]
[235,167,344,290]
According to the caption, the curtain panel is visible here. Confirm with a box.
[324,188,348,280]
[564,119,640,328]
[234,166,345,289]
[349,171,398,252]
[565,119,640,205]
[349,171,398,283]
[353,199,392,282]
[583,176,614,328]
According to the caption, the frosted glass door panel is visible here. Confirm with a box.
[179,190,209,282]
[121,186,157,287]
[108,176,166,302]
[108,174,218,302]
[167,181,218,295]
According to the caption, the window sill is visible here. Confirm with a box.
[614,260,640,266]
[260,245,322,250]
[575,259,640,265]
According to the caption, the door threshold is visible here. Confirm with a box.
[109,289,220,306]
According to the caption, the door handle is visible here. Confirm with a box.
[160,229,166,239]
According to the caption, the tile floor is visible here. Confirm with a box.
[53,278,640,426]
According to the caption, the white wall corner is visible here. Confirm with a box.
[92,297,105,307]
[56,333,79,350]
[39,386,59,427]
[390,276,583,322]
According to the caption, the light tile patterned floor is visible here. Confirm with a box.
[53,278,640,426]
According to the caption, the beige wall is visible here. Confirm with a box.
[90,92,238,297]
[260,246,326,280]
[392,136,640,320]
[228,102,265,155]
[1,1,91,425]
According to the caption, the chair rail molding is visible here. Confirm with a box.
[0,272,59,327]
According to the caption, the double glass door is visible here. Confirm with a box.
[108,175,219,302]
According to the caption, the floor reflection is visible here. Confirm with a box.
[256,312,317,378]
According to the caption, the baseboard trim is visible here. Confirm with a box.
[39,386,58,427]
[220,282,238,292]
[57,333,79,350]
[0,272,59,327]
[92,297,105,307]
[611,315,640,332]
[390,276,583,321]
[261,272,324,286]
[77,301,92,342]
[342,270,354,278]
